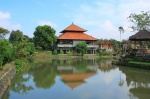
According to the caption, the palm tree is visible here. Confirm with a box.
[118,26,124,48]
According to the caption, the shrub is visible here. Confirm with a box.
[0,39,14,67]
[46,51,52,55]
[67,50,72,55]
[98,50,112,56]
[60,50,64,54]
[15,59,28,73]
[52,50,57,55]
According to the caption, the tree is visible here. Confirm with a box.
[33,25,57,50]
[9,30,24,43]
[109,39,120,51]
[118,26,124,47]
[13,40,35,59]
[0,40,14,67]
[0,27,9,39]
[128,11,150,31]
[76,42,87,56]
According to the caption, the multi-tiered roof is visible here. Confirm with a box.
[58,23,97,40]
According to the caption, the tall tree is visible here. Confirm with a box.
[118,26,124,47]
[9,30,24,43]
[33,25,57,50]
[128,11,150,31]
[76,42,87,56]
[0,27,9,39]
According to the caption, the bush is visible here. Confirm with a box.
[98,50,112,56]
[46,51,52,55]
[67,50,72,55]
[15,59,28,73]
[0,39,14,67]
[27,42,35,55]
[52,50,57,55]
[60,50,64,54]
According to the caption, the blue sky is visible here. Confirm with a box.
[0,0,150,40]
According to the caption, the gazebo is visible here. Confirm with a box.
[129,30,150,53]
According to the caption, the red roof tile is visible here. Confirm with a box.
[100,40,113,45]
[60,23,87,33]
[58,32,97,40]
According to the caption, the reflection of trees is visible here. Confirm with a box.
[96,59,116,72]
[74,59,87,73]
[56,59,98,74]
[30,61,56,89]
[10,65,33,94]
[118,71,124,87]
[11,74,33,94]
[119,67,150,99]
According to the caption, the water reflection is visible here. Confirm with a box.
[119,67,150,99]
[29,61,56,89]
[2,58,150,99]
[96,59,116,72]
[57,59,97,89]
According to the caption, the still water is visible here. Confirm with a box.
[3,58,150,99]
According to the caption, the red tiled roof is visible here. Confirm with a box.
[60,73,95,81]
[100,40,113,45]
[60,23,87,33]
[58,32,97,40]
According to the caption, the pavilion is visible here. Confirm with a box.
[129,30,150,53]
[56,23,98,54]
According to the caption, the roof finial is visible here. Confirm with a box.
[72,22,74,24]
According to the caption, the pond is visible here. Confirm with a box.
[2,58,150,99]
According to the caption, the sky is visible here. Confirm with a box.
[0,0,150,41]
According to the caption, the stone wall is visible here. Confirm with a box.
[0,65,16,99]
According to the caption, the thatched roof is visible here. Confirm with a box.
[129,30,150,41]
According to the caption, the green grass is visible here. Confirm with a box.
[128,61,150,69]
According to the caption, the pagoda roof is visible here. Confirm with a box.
[60,73,95,81]
[60,23,87,33]
[60,73,95,89]
[58,32,97,40]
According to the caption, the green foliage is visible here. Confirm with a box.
[33,25,57,50]
[0,39,14,67]
[13,39,35,59]
[26,43,35,55]
[109,39,120,51]
[76,42,87,56]
[98,50,112,56]
[67,50,72,55]
[46,51,52,55]
[60,50,64,54]
[9,30,24,43]
[0,27,9,39]
[75,59,87,72]
[52,50,57,55]
[118,26,124,33]
[15,59,28,73]
[128,11,150,31]
[29,61,56,89]
[128,61,150,69]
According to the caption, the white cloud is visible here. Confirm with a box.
[0,20,21,30]
[38,20,57,28]
[0,11,21,31]
[70,0,150,40]
[0,11,10,20]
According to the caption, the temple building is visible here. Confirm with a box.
[56,23,98,54]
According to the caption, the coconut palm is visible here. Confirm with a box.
[118,26,124,48]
